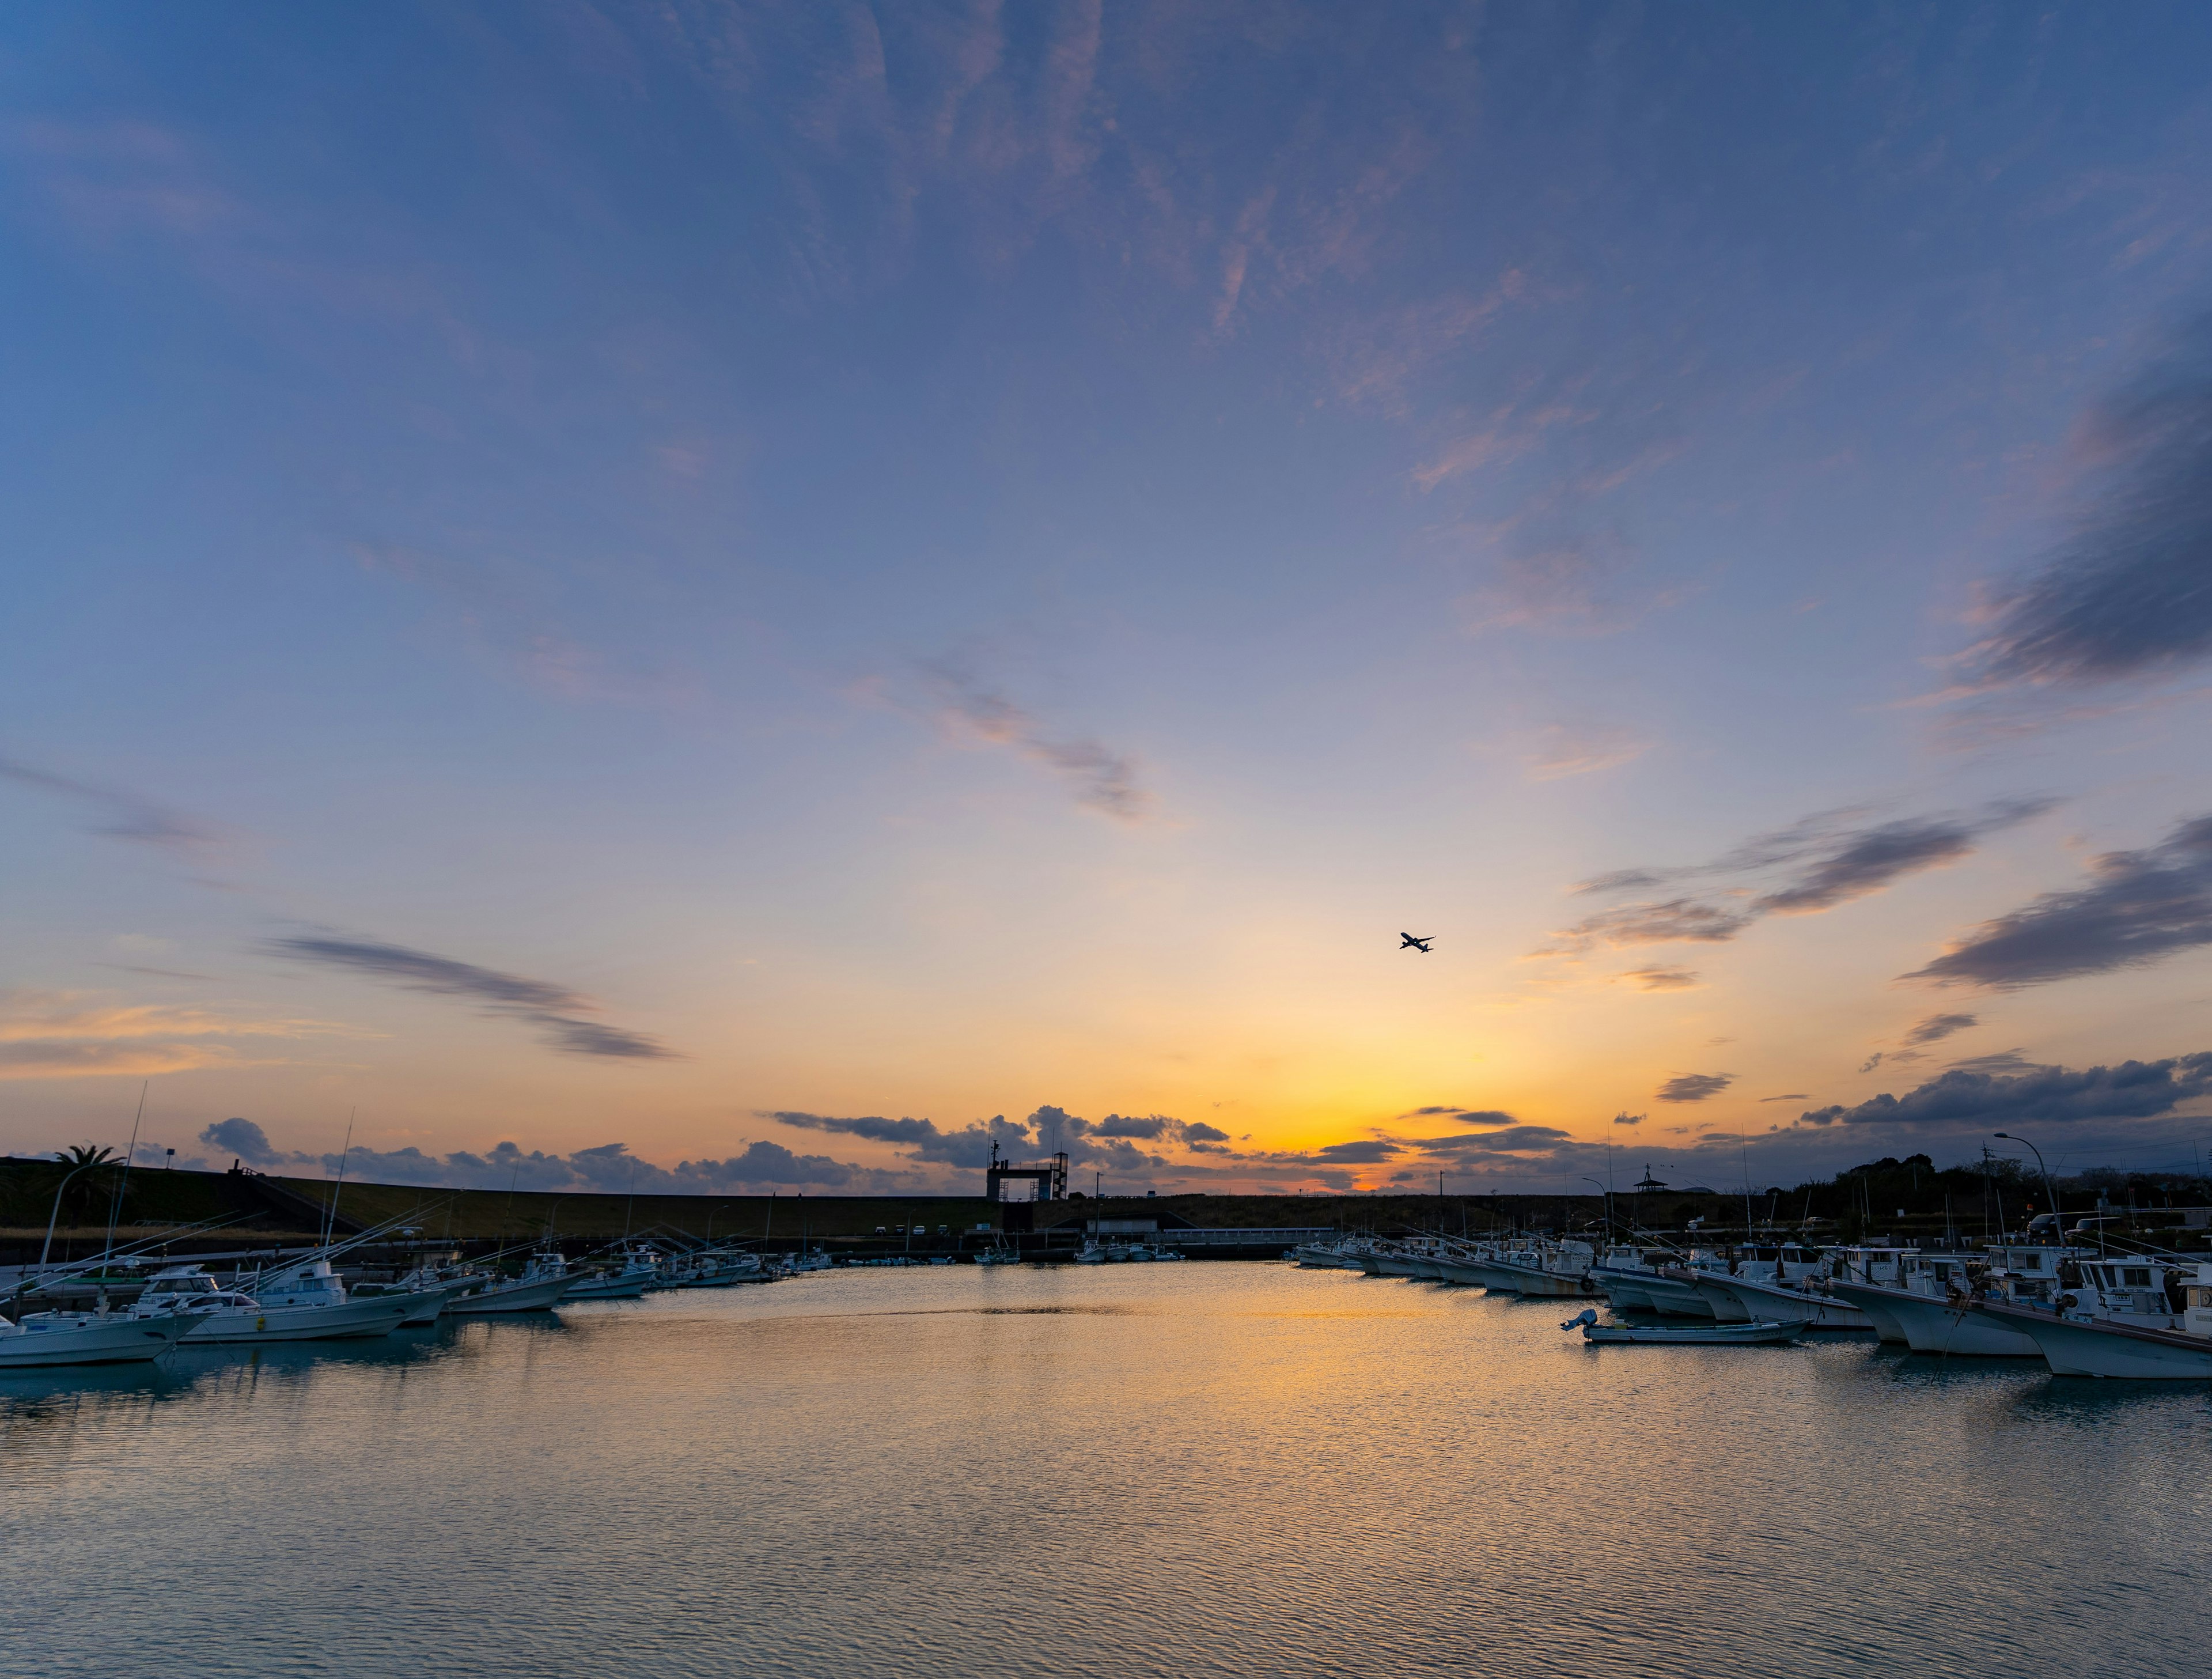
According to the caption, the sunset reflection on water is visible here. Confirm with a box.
[5,1264,2206,1677]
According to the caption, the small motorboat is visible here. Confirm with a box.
[1561,1309,1801,1345]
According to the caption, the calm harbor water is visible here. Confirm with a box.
[5,1262,2208,1678]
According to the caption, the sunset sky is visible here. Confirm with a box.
[7,4,2212,1197]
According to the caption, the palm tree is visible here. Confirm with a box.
[50,1144,122,1227]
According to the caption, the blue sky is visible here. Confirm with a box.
[7,3,2212,1196]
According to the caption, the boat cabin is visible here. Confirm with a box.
[2183,1266,2212,1338]
[130,1265,259,1317]
[247,1259,350,1311]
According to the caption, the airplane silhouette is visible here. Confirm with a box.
[1399,932,1434,952]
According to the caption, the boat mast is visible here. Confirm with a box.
[324,1109,356,1246]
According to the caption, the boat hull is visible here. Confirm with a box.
[180,1297,408,1343]
[1627,1271,1718,1318]
[1591,1268,1659,1311]
[1824,1281,1911,1344]
[1484,1262,1600,1298]
[565,1275,651,1300]
[1697,1274,1870,1330]
[1582,1319,1801,1345]
[1830,1284,2038,1356]
[1431,1257,1491,1287]
[1975,1303,2212,1379]
[0,1313,193,1368]
[447,1275,575,1314]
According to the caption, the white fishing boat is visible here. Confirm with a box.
[1972,1266,2212,1378]
[1612,1253,1734,1318]
[665,1249,768,1288]
[974,1245,1021,1266]
[1073,1241,1107,1265]
[1826,1247,2067,1356]
[562,1242,665,1300]
[351,1266,478,1325]
[1589,1247,1665,1310]
[446,1250,577,1314]
[0,1305,195,1368]
[123,1262,408,1343]
[1691,1247,1872,1329]
[1431,1251,1493,1287]
[561,1269,650,1300]
[1482,1239,1603,1298]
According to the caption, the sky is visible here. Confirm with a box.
[7,2,2212,1200]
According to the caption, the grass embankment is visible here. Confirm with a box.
[7,1158,2202,1250]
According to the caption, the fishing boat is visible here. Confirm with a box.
[1825,1247,2063,1356]
[1480,1239,1603,1298]
[1615,1252,1735,1317]
[446,1249,577,1315]
[119,1262,408,1343]
[351,1267,479,1324]
[0,1305,195,1368]
[665,1249,768,1288]
[561,1242,665,1300]
[1589,1246,1666,1310]
[561,1269,650,1300]
[1560,1309,1800,1345]
[1971,1267,2212,1378]
[1691,1254,1871,1329]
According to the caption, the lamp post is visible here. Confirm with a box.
[39,1159,104,1270]
[1994,1132,2061,1240]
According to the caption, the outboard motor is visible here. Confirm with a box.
[1560,1308,1598,1333]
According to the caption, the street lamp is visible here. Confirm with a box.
[38,1159,105,1270]
[1994,1133,2062,1240]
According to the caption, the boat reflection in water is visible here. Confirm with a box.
[5,1262,2203,1679]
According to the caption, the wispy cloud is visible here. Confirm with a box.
[0,989,340,1081]
[1544,799,2054,957]
[350,544,700,708]
[1657,1072,1734,1103]
[263,934,676,1060]
[923,664,1153,822]
[1904,1011,1978,1045]
[1,754,226,859]
[1619,966,1700,992]
[1908,814,2212,989]
[1522,721,1650,781]
[1953,313,2212,699]
[1395,1105,1518,1126]
[1541,899,1752,955]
